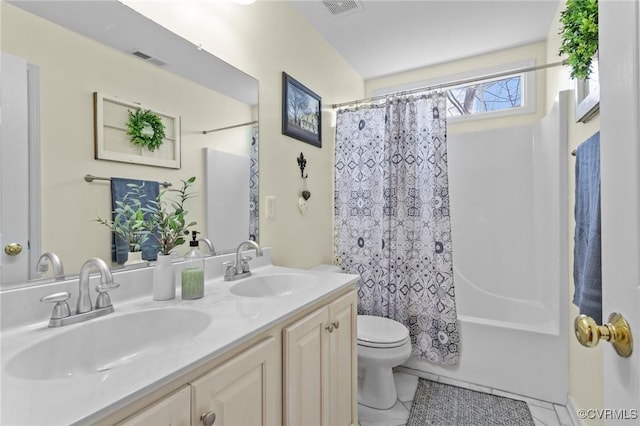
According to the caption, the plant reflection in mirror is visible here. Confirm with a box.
[144,177,197,256]
[96,183,151,253]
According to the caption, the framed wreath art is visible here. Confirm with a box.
[126,109,166,152]
[94,92,181,169]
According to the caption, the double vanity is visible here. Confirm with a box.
[0,248,359,425]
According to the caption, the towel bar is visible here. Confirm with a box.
[84,174,172,188]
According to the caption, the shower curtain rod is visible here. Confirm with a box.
[332,60,568,109]
[202,120,258,134]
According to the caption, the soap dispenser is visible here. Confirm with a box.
[181,231,205,300]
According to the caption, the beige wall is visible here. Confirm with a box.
[545,2,603,423]
[122,0,364,269]
[2,0,364,273]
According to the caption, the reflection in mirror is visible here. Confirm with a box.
[1,1,259,287]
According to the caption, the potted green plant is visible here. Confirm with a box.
[96,183,150,265]
[558,0,599,80]
[144,177,197,301]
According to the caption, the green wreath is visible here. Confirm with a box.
[126,109,166,152]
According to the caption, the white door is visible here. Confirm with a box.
[599,0,640,422]
[1,52,31,284]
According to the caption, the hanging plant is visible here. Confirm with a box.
[126,108,166,152]
[558,0,599,80]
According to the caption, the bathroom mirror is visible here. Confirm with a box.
[1,1,259,287]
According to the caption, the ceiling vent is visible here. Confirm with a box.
[131,50,167,66]
[322,0,363,16]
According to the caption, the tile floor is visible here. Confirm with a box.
[357,370,574,426]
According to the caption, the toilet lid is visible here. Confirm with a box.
[357,315,410,348]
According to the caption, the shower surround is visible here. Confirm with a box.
[404,92,570,404]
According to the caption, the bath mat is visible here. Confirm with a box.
[406,379,535,426]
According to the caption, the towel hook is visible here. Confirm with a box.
[297,152,308,179]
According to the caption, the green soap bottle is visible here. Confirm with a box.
[181,231,205,300]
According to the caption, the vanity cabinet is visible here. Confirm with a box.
[114,335,281,426]
[101,286,356,426]
[191,336,280,426]
[283,290,357,426]
[117,386,190,426]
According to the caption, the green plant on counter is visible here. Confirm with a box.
[558,0,598,80]
[126,108,166,152]
[144,177,197,256]
[96,183,150,252]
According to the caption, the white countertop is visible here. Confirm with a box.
[0,258,358,425]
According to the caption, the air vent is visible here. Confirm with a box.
[131,50,167,66]
[322,0,363,16]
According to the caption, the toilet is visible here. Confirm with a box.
[310,264,412,410]
[357,315,412,409]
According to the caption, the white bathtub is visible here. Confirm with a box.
[404,92,569,405]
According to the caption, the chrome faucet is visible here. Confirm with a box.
[40,257,119,327]
[77,257,117,313]
[223,240,263,281]
[36,251,65,280]
[198,237,216,255]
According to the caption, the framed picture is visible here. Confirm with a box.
[94,92,181,168]
[575,54,600,123]
[282,72,322,148]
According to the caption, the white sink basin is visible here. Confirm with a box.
[229,273,318,297]
[5,307,211,380]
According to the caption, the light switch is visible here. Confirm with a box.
[265,196,276,219]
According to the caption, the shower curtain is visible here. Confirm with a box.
[334,93,459,365]
[249,125,259,242]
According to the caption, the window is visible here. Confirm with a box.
[371,59,536,122]
[446,74,523,117]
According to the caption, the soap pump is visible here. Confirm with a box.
[181,231,205,300]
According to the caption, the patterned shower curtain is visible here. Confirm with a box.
[334,93,459,365]
[249,125,259,242]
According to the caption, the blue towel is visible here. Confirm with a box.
[110,178,160,264]
[573,132,602,323]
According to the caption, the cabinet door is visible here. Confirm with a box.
[283,307,330,426]
[191,336,279,426]
[328,290,357,426]
[117,386,191,426]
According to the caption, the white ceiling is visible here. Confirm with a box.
[289,0,561,80]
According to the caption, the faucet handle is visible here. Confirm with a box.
[94,282,119,309]
[222,261,235,279]
[96,282,120,292]
[241,256,253,273]
[40,291,71,320]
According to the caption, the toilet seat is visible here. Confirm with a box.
[357,315,410,349]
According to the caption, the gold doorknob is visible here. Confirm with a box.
[575,312,633,357]
[4,243,23,256]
